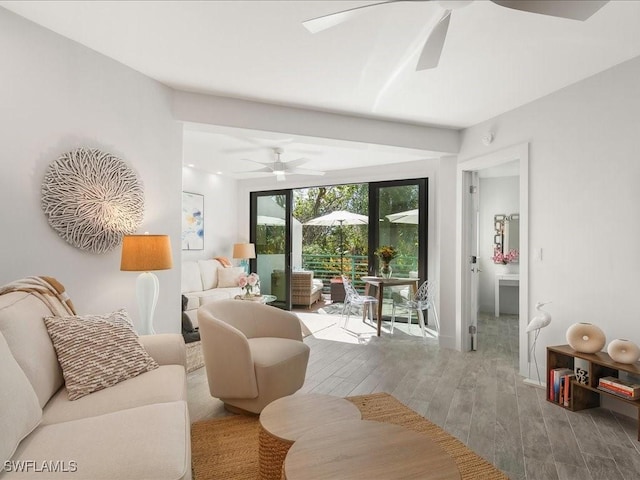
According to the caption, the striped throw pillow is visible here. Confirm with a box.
[44,309,158,400]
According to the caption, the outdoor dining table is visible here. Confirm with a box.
[361,276,420,336]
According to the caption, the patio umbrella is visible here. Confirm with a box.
[386,208,419,224]
[304,210,368,274]
[257,215,285,226]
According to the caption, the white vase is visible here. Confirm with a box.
[607,339,640,364]
[566,322,606,353]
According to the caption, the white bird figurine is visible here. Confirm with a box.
[526,301,552,333]
[527,301,552,386]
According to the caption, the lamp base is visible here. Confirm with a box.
[239,259,249,274]
[136,271,159,335]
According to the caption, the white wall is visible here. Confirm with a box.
[478,176,519,314]
[0,8,182,333]
[181,166,239,262]
[458,54,640,412]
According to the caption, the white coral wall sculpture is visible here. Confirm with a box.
[41,148,144,254]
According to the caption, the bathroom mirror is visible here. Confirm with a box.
[504,214,519,255]
[493,213,519,263]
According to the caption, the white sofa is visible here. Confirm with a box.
[181,259,245,325]
[0,283,191,480]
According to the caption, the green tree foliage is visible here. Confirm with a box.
[257,183,422,276]
[294,184,369,256]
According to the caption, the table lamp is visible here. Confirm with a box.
[120,234,173,334]
[233,243,256,273]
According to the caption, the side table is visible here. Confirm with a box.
[258,393,361,480]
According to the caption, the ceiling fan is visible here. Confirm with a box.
[239,148,326,182]
[303,0,609,70]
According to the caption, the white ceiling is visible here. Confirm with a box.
[5,0,640,176]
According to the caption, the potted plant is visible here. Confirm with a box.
[375,245,398,278]
[237,272,260,299]
[491,248,519,265]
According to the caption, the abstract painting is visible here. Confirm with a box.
[182,192,204,250]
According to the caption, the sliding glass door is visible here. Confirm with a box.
[369,179,428,281]
[250,190,292,310]
[249,179,427,312]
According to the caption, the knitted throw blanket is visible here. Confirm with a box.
[0,276,76,316]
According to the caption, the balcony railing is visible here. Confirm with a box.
[301,253,418,292]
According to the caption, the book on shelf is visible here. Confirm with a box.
[599,376,640,395]
[597,377,640,399]
[563,373,576,407]
[550,367,573,403]
[597,384,640,400]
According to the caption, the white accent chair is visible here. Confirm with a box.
[341,276,378,331]
[198,299,310,414]
[391,280,439,338]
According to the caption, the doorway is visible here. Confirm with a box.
[456,143,529,377]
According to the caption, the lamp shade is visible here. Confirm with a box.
[120,235,173,271]
[233,243,256,259]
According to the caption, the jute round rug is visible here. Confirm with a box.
[191,392,508,480]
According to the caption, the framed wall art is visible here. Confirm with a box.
[182,192,204,250]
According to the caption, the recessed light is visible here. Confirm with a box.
[187,163,195,167]
[216,171,223,175]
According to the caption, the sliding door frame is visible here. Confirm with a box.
[369,178,429,281]
[250,189,292,311]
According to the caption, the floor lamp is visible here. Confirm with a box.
[233,243,256,274]
[120,234,173,335]
[526,301,552,386]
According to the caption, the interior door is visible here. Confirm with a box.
[462,171,480,350]
[250,190,292,310]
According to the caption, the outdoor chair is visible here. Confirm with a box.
[391,280,439,338]
[341,275,378,331]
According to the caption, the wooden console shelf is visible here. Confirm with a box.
[547,345,640,441]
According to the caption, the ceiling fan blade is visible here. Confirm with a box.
[491,0,609,21]
[287,168,326,176]
[235,166,273,174]
[416,9,451,71]
[283,157,310,168]
[303,1,396,34]
[239,158,271,166]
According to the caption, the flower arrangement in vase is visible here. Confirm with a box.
[492,248,519,265]
[375,245,398,278]
[237,272,260,298]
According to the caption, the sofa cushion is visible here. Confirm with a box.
[7,401,191,480]
[217,267,245,288]
[42,365,186,425]
[44,310,159,400]
[197,288,244,305]
[198,259,223,290]
[181,261,203,293]
[0,332,42,467]
[0,291,64,408]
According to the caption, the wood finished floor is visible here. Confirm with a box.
[187,311,640,480]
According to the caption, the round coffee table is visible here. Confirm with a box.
[283,419,461,480]
[258,394,361,480]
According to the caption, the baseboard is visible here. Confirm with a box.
[523,377,546,389]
